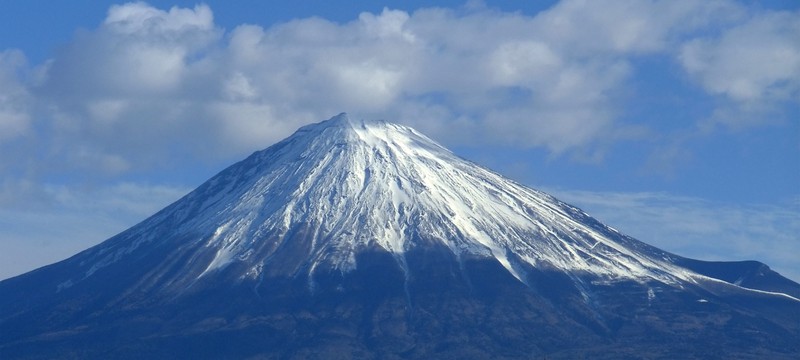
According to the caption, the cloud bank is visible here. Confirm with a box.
[0,0,795,176]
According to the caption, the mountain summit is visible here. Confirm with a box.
[2,114,799,359]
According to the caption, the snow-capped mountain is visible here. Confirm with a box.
[2,114,799,359]
[67,113,696,291]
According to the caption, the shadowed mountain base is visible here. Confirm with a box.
[2,246,798,359]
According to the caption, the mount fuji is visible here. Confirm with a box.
[1,113,799,359]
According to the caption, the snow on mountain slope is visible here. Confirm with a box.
[54,113,796,303]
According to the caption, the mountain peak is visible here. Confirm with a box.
[303,112,356,130]
[286,113,431,156]
[323,111,388,127]
[296,112,391,133]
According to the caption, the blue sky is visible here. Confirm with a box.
[0,0,798,281]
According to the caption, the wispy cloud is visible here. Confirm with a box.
[0,50,30,143]
[0,181,190,280]
[550,189,800,282]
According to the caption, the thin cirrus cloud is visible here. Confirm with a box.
[0,50,30,142]
[551,189,800,282]
[0,182,191,281]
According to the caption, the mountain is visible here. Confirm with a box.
[1,113,799,359]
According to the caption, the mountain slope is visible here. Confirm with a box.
[1,113,799,359]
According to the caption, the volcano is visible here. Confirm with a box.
[1,113,799,359]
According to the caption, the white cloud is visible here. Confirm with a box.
[0,0,785,177]
[104,2,215,35]
[0,50,31,142]
[43,3,218,99]
[490,41,561,86]
[679,9,800,127]
[533,0,741,55]
[551,189,800,282]
[359,8,416,42]
[22,2,703,173]
[680,11,800,102]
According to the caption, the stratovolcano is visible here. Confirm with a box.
[1,114,798,359]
